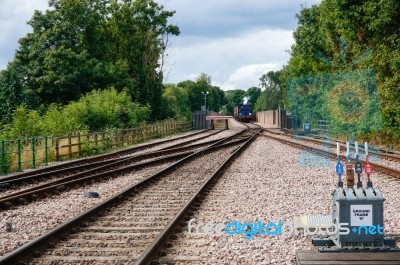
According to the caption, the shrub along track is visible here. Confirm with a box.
[0,127,260,264]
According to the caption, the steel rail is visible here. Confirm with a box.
[0,129,214,183]
[0,152,190,208]
[262,133,400,180]
[0,130,249,265]
[293,134,400,162]
[0,131,249,208]
[237,122,263,134]
[134,128,261,264]
[264,128,400,162]
[0,132,226,188]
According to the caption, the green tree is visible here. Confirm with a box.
[206,86,226,112]
[14,0,108,106]
[105,0,180,119]
[245,87,261,105]
[286,4,331,77]
[178,73,225,113]
[1,0,179,123]
[254,71,282,111]
[322,0,400,137]
[177,80,199,112]
[161,84,191,119]
[1,89,150,138]
[282,0,400,143]
[0,62,26,124]
[2,105,44,138]
[224,89,246,115]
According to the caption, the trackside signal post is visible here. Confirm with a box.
[312,141,398,251]
[345,140,355,187]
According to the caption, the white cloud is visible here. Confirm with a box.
[219,63,281,90]
[0,0,48,69]
[166,28,293,90]
[159,0,322,37]
[0,0,318,91]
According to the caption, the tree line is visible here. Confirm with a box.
[162,71,283,119]
[0,0,285,139]
[5,1,398,142]
[278,0,400,142]
[0,0,179,125]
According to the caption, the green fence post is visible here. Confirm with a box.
[45,136,48,166]
[32,137,36,169]
[17,139,22,172]
[1,141,6,175]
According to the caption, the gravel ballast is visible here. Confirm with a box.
[169,137,400,264]
[264,131,400,172]
[2,130,398,263]
[0,130,243,258]
[0,130,230,198]
[0,163,173,256]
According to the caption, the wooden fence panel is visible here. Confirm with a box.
[53,121,190,161]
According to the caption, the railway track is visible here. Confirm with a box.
[0,127,260,264]
[0,130,248,209]
[154,134,399,264]
[0,129,221,188]
[133,122,262,264]
[240,122,263,132]
[264,128,400,163]
[262,131,400,180]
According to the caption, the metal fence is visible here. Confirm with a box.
[0,137,54,175]
[0,120,191,175]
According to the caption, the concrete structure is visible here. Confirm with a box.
[254,110,277,125]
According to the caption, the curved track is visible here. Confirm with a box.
[0,129,220,188]
[134,122,261,264]
[262,131,400,180]
[0,127,260,264]
[0,130,247,209]
[265,129,400,163]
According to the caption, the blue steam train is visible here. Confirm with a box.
[234,104,253,122]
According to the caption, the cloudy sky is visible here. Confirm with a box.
[0,0,321,90]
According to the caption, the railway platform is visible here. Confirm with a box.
[205,115,231,129]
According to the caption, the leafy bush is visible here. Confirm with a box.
[1,88,150,138]
[64,88,150,131]
[161,84,191,120]
[1,105,44,138]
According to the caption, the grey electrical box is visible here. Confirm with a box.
[332,187,385,247]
